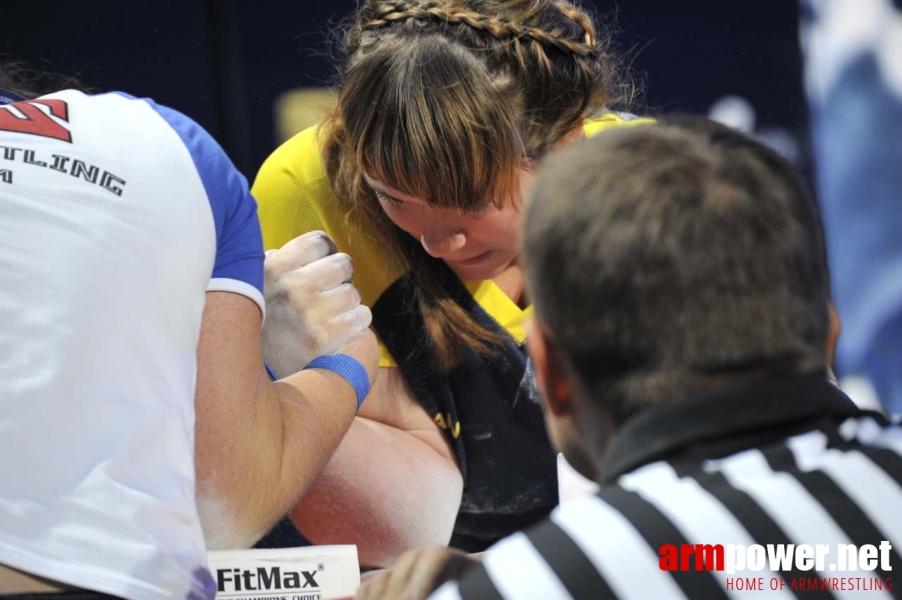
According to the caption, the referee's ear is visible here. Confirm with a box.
[826,301,842,370]
[526,318,573,417]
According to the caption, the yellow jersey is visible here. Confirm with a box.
[252,111,653,552]
[251,112,653,367]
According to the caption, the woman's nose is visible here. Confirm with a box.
[420,223,466,258]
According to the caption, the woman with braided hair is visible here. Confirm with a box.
[253,0,649,565]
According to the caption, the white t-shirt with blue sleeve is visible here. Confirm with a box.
[0,90,264,600]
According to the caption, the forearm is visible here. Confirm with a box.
[197,366,363,550]
[194,293,376,549]
[290,417,464,567]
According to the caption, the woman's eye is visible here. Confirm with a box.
[374,190,403,207]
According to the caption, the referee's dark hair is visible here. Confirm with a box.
[524,116,833,423]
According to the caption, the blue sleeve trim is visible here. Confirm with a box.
[265,363,278,381]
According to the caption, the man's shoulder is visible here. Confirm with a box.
[476,496,624,587]
[25,90,190,151]
[443,410,902,599]
[448,493,673,599]
[58,91,244,189]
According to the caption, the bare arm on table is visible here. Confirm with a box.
[289,366,465,567]
[194,232,379,549]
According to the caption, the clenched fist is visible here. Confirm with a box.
[263,231,372,378]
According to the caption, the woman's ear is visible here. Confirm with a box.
[554,124,585,151]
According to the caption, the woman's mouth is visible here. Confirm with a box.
[450,251,492,267]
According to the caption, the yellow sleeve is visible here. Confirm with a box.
[252,126,334,251]
[583,111,655,138]
[252,125,402,368]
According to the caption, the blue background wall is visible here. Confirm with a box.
[1,0,807,181]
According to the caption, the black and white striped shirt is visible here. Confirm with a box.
[428,372,902,600]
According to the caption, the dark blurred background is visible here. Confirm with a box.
[1,0,807,182]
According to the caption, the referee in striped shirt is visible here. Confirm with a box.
[358,116,902,600]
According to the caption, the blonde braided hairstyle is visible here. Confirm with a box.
[323,0,633,368]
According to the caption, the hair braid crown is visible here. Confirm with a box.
[359,0,601,58]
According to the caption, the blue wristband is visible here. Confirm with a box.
[304,354,370,411]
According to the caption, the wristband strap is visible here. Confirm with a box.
[304,354,370,411]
